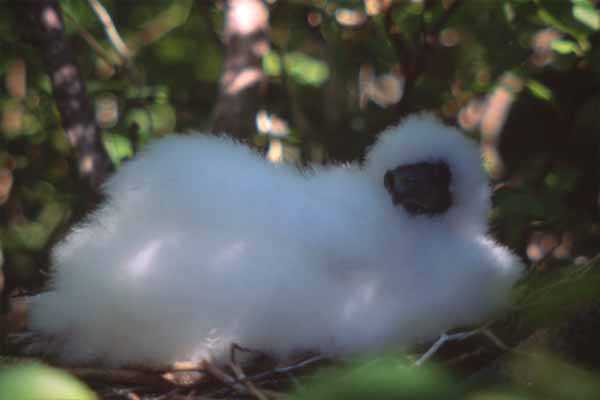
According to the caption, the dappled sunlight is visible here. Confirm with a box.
[364,0,391,16]
[41,5,62,30]
[335,8,367,27]
[527,231,574,264]
[440,28,462,47]
[224,67,263,94]
[531,28,561,67]
[52,65,79,88]
[266,138,300,164]
[1,101,24,136]
[2,59,26,137]
[226,0,269,37]
[0,168,14,206]
[255,110,290,137]
[458,98,484,131]
[458,74,522,180]
[358,64,404,109]
[94,93,119,128]
[6,59,26,98]
[307,11,322,27]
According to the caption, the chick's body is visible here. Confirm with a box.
[29,115,522,366]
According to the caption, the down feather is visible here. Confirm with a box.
[28,114,522,366]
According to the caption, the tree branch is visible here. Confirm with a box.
[212,0,270,141]
[19,0,113,191]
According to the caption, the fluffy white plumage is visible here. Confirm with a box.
[29,115,522,366]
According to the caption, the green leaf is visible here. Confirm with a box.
[283,52,330,86]
[572,0,600,31]
[544,168,579,192]
[551,39,580,55]
[102,133,133,166]
[537,7,590,51]
[526,80,554,102]
[262,50,282,76]
[0,363,96,400]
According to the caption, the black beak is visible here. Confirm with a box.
[384,161,452,216]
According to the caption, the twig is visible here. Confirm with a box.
[65,366,175,387]
[415,330,479,366]
[230,342,269,366]
[245,355,329,383]
[86,0,141,82]
[229,362,269,400]
[444,347,486,367]
[480,327,510,352]
[202,359,249,395]
[87,0,132,60]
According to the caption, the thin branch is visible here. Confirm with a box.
[415,330,479,366]
[86,0,141,81]
[244,355,329,383]
[87,0,132,60]
[229,362,269,400]
[202,359,251,395]
[65,366,176,387]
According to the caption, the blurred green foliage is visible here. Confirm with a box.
[291,351,600,400]
[0,362,97,400]
[292,356,462,400]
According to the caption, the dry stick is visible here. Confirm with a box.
[65,364,210,387]
[87,0,132,60]
[87,0,141,82]
[229,362,269,400]
[65,367,174,387]
[245,355,329,384]
[202,359,250,395]
[205,354,327,397]
[445,347,486,367]
[20,0,113,190]
[7,353,324,392]
[230,342,270,366]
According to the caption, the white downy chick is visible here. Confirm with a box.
[28,114,522,366]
